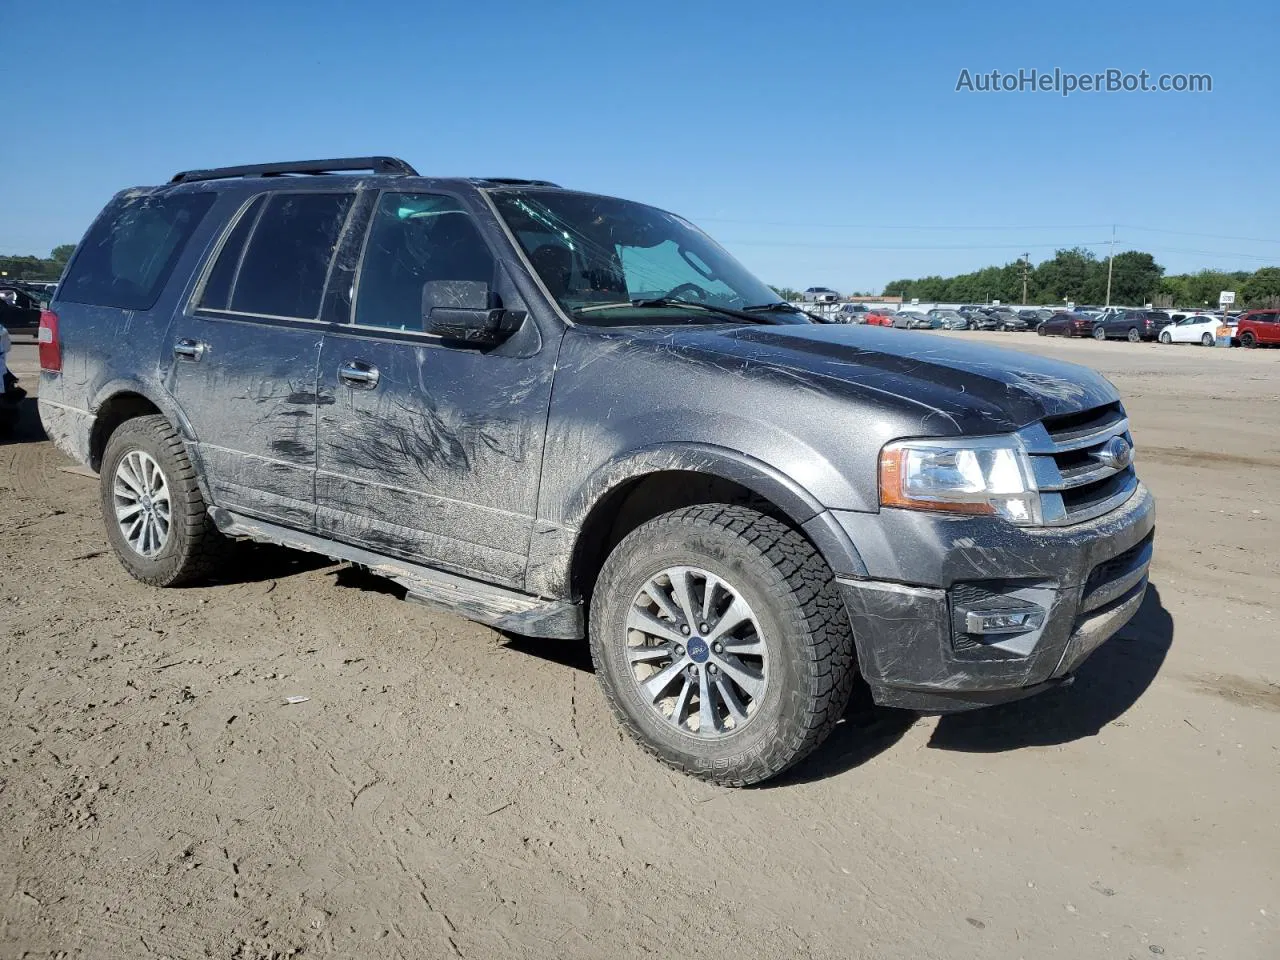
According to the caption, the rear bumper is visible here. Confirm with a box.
[834,484,1155,712]
[37,394,94,465]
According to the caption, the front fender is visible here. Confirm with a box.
[524,442,868,599]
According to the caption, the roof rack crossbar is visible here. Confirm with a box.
[170,156,418,184]
[472,177,562,187]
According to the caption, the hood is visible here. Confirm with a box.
[604,322,1119,434]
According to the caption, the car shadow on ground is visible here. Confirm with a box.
[926,584,1173,752]
[205,541,337,585]
[0,397,46,445]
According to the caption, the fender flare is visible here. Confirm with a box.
[561,442,868,579]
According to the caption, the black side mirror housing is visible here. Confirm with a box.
[426,306,526,345]
[421,279,524,345]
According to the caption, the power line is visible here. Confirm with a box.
[719,239,1112,251]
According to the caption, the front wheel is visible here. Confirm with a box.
[100,414,229,586]
[589,504,857,786]
[1201,332,1215,347]
[1093,325,1107,341]
[1241,332,1257,348]
[1036,324,1047,336]
[1160,331,1172,344]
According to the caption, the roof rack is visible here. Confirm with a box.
[170,156,418,184]
[472,177,561,187]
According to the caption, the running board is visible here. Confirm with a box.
[209,508,583,639]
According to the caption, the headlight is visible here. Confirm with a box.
[879,436,1041,524]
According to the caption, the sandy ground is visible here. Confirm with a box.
[1,333,1277,960]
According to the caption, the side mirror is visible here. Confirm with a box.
[427,306,525,345]
[421,280,525,345]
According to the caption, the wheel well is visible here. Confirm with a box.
[569,470,796,604]
[89,392,161,471]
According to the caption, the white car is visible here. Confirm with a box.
[1159,314,1231,346]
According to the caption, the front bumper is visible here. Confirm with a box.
[834,483,1155,712]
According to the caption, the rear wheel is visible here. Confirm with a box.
[1093,325,1107,341]
[1201,332,1215,347]
[100,414,229,586]
[1241,331,1257,348]
[1127,328,1142,343]
[589,504,856,786]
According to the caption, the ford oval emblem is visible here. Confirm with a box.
[1098,436,1133,471]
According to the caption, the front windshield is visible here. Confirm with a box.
[489,189,808,326]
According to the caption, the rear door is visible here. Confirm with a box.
[166,189,356,530]
[313,189,559,589]
[1261,311,1280,344]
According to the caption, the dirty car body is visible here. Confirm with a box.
[37,157,1154,783]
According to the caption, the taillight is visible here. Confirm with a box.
[38,309,61,372]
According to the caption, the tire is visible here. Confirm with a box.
[1241,332,1257,349]
[1127,328,1141,343]
[99,414,229,587]
[1201,333,1214,347]
[1160,331,1172,344]
[1036,324,1047,336]
[1093,325,1107,341]
[589,504,856,786]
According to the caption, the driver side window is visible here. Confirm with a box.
[354,193,495,331]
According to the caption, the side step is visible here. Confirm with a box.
[209,508,583,639]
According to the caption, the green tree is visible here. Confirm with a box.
[1033,248,1098,302]
[1107,251,1164,305]
[50,244,76,265]
[769,286,802,301]
[1240,267,1280,307]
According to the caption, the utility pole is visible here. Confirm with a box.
[1104,225,1115,308]
[1021,252,1030,305]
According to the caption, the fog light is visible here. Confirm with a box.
[963,610,1045,635]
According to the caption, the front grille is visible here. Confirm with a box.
[1081,531,1154,612]
[1020,402,1139,525]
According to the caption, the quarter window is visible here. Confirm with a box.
[59,191,216,310]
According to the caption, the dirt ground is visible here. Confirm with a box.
[1,333,1277,960]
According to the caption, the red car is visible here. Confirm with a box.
[1235,309,1280,348]
[865,310,895,327]
[1036,311,1095,337]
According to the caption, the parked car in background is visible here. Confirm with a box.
[1158,314,1226,347]
[967,310,999,331]
[803,286,840,303]
[1036,312,1095,337]
[0,286,43,331]
[865,309,895,326]
[990,308,1031,331]
[1235,309,1280,348]
[928,308,968,330]
[1092,309,1171,342]
[892,311,935,330]
[830,303,869,324]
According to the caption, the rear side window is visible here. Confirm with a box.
[59,191,216,310]
[199,192,353,320]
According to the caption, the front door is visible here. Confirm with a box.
[314,191,558,590]
[167,189,356,529]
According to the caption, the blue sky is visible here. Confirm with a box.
[4,0,1277,292]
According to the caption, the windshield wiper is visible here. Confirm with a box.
[573,298,775,323]
[743,301,802,313]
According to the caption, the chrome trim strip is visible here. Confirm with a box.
[1041,471,1139,527]
[1046,416,1130,453]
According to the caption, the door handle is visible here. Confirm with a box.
[173,338,206,361]
[338,360,380,389]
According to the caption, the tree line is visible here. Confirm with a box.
[0,245,77,283]
[880,248,1280,309]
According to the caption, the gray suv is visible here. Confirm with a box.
[38,157,1154,785]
